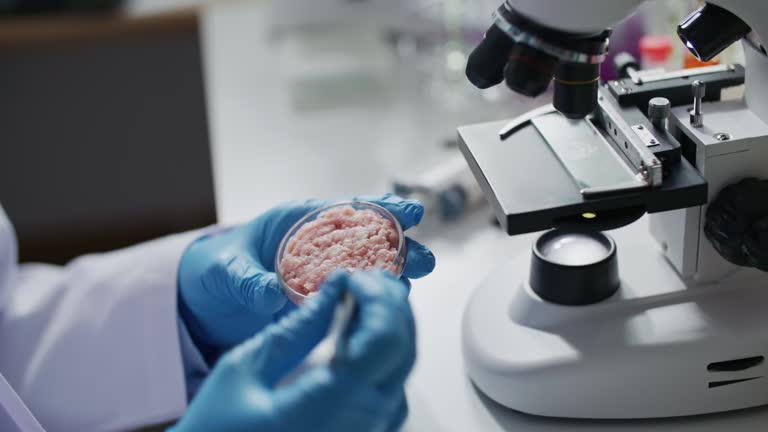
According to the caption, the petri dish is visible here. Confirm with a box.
[275,201,407,305]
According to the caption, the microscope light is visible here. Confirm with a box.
[677,3,751,62]
[530,230,619,305]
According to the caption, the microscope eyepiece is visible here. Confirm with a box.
[678,3,751,62]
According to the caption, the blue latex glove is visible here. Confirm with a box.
[170,270,416,432]
[178,194,435,361]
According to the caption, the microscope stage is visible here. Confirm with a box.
[459,118,707,235]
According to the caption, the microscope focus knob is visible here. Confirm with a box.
[648,97,671,130]
[705,178,768,272]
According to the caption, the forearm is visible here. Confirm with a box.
[0,229,211,431]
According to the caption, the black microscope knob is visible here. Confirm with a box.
[704,178,768,271]
[744,217,768,272]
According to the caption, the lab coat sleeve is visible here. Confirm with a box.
[177,311,210,398]
[0,229,214,432]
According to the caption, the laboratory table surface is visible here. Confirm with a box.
[203,1,768,431]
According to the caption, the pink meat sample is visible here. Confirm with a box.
[280,205,400,296]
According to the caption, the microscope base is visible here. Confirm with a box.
[462,242,768,419]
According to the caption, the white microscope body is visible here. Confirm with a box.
[462,0,768,419]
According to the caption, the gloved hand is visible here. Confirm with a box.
[170,270,416,432]
[178,194,435,361]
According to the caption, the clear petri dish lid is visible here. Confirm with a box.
[275,201,406,305]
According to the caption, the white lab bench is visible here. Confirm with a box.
[203,2,768,431]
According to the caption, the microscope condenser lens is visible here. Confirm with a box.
[530,230,620,305]
[539,233,611,266]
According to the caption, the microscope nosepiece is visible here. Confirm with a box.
[465,4,610,119]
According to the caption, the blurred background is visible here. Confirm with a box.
[0,0,746,264]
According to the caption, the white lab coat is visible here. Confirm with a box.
[0,204,208,431]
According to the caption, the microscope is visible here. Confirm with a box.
[460,0,768,419]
